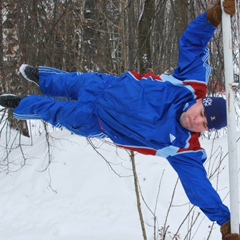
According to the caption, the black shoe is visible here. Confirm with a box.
[0,94,23,108]
[19,64,39,86]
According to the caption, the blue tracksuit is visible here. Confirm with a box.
[14,13,230,225]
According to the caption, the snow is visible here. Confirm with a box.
[0,121,239,240]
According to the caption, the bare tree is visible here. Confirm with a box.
[137,0,155,74]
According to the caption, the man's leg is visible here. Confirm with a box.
[13,95,105,138]
[20,64,111,101]
[39,68,114,102]
[20,64,85,100]
[39,66,86,100]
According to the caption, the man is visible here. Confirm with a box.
[0,1,238,239]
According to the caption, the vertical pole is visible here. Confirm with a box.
[221,0,239,234]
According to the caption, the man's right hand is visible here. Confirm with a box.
[207,0,236,27]
[223,0,236,16]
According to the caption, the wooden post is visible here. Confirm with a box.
[221,0,239,234]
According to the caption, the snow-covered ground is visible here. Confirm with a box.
[0,120,239,240]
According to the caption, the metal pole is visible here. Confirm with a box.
[221,0,239,234]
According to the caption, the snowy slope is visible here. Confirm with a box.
[0,121,239,240]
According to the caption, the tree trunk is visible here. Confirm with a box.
[127,1,137,71]
[137,0,155,74]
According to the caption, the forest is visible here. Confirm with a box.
[0,0,239,137]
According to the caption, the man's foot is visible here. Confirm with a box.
[19,64,39,86]
[0,94,23,108]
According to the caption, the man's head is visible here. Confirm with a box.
[180,97,227,132]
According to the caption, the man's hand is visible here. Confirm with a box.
[207,0,236,27]
[223,0,236,16]
[221,221,240,240]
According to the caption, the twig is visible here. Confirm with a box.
[130,150,148,240]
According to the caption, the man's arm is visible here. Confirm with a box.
[167,151,230,225]
[172,12,215,84]
[173,0,235,85]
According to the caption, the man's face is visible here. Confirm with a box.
[180,98,208,132]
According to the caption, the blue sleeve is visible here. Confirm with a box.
[173,13,216,84]
[167,151,230,225]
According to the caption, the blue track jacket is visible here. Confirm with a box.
[14,13,230,225]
